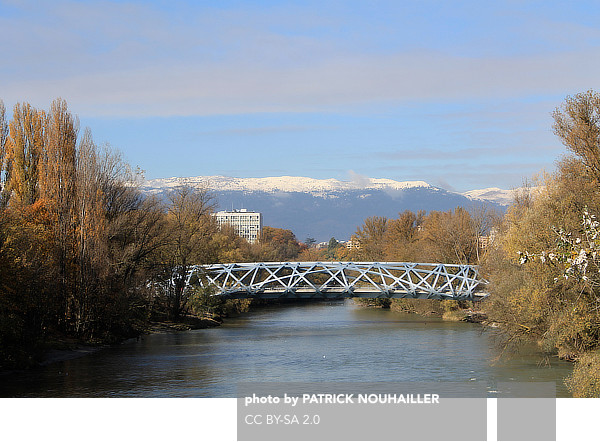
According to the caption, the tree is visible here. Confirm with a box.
[70,128,161,338]
[553,90,600,182]
[0,100,7,207]
[304,237,316,248]
[39,99,79,324]
[353,216,388,260]
[0,200,60,367]
[297,246,325,262]
[161,185,217,320]
[0,98,215,367]
[383,210,422,261]
[40,98,78,207]
[5,103,46,206]
[470,205,501,263]
[210,223,252,263]
[326,237,340,260]
[258,226,301,261]
[419,208,479,264]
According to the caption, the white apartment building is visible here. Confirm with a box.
[214,209,263,244]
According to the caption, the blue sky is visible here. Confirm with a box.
[2,0,600,191]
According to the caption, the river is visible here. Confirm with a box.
[0,300,574,397]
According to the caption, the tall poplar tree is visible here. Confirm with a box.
[40,98,78,212]
[5,103,46,206]
[0,100,7,206]
[39,99,79,328]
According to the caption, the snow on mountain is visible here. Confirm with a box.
[142,174,525,207]
[462,187,515,206]
[143,175,434,195]
[463,186,545,206]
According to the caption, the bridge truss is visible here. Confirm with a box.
[186,261,488,301]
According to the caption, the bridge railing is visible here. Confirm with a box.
[185,261,488,301]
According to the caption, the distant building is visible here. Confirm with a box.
[214,209,263,244]
[316,239,356,250]
[478,227,499,250]
[345,239,359,250]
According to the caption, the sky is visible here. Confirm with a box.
[1,0,600,192]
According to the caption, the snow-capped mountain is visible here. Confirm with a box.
[141,175,507,241]
[461,187,515,206]
[462,186,546,207]
[143,175,433,196]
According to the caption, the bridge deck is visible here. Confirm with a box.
[186,261,488,302]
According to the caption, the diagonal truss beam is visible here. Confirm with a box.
[187,262,489,301]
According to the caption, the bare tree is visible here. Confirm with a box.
[161,184,217,320]
[553,89,600,182]
[73,130,147,334]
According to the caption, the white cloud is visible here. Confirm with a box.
[347,170,371,188]
[2,2,600,117]
[4,49,600,117]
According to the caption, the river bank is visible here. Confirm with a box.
[145,316,222,333]
[0,315,224,376]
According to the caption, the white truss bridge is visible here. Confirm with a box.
[186,261,488,301]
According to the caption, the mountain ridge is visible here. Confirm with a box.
[143,175,514,206]
[144,175,433,194]
[141,175,513,241]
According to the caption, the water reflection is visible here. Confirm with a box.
[0,300,573,397]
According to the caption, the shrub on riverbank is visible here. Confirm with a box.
[353,298,391,308]
[566,351,600,397]
[390,299,445,315]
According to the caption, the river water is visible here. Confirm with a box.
[0,300,574,397]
